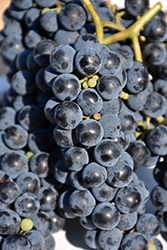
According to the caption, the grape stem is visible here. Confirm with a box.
[82,0,162,61]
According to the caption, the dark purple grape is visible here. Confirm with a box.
[91,202,120,230]
[136,213,160,241]
[125,0,149,16]
[127,140,151,166]
[151,185,167,211]
[33,39,57,67]
[18,104,46,132]
[80,215,97,230]
[2,234,32,250]
[59,3,86,31]
[74,33,100,51]
[28,128,55,153]
[75,119,104,147]
[117,212,138,231]
[96,74,122,100]
[98,228,123,250]
[144,18,167,43]
[99,113,121,139]
[0,181,20,204]
[14,193,40,217]
[0,151,28,179]
[50,44,76,74]
[12,0,33,9]
[37,186,58,212]
[146,126,167,156]
[1,34,24,63]
[0,106,16,130]
[54,101,82,129]
[143,42,166,66]
[54,158,70,185]
[75,47,101,76]
[76,88,103,116]
[45,210,65,234]
[40,10,58,33]
[91,182,118,202]
[94,139,122,167]
[68,189,96,217]
[0,209,21,235]
[126,61,149,94]
[53,125,74,149]
[16,172,40,195]
[4,124,28,150]
[115,186,142,213]
[29,152,54,178]
[82,162,107,188]
[23,230,45,249]
[120,232,149,250]
[64,146,89,171]
[52,73,81,101]
[30,211,53,239]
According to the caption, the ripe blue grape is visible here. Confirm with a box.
[98,228,123,250]
[135,213,160,241]
[68,189,96,217]
[91,182,118,202]
[146,126,167,156]
[120,232,149,250]
[94,139,122,167]
[91,202,120,230]
[37,186,58,212]
[0,151,28,179]
[75,47,101,76]
[64,146,89,171]
[126,61,149,94]
[59,3,86,31]
[0,209,21,235]
[82,162,107,187]
[125,0,149,16]
[54,101,83,129]
[33,39,57,67]
[76,88,103,116]
[54,29,79,45]
[23,231,45,249]
[14,192,40,217]
[0,181,20,204]
[52,73,81,101]
[96,74,122,100]
[40,10,58,33]
[99,113,121,139]
[74,33,100,51]
[2,234,32,250]
[50,44,76,74]
[115,186,142,213]
[53,125,74,148]
[75,119,104,147]
[31,211,53,238]
[16,172,40,195]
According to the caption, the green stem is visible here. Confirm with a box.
[82,0,104,43]
[104,2,162,61]
[104,21,125,31]
[104,2,162,45]
[131,35,143,62]
[129,2,162,36]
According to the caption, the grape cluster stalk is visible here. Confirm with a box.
[0,0,167,250]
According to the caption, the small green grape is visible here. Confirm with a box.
[148,243,156,250]
[20,218,33,232]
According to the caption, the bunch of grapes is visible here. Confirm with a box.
[0,0,167,249]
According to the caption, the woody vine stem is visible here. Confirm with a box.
[82,0,163,62]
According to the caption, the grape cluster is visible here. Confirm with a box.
[0,0,167,249]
